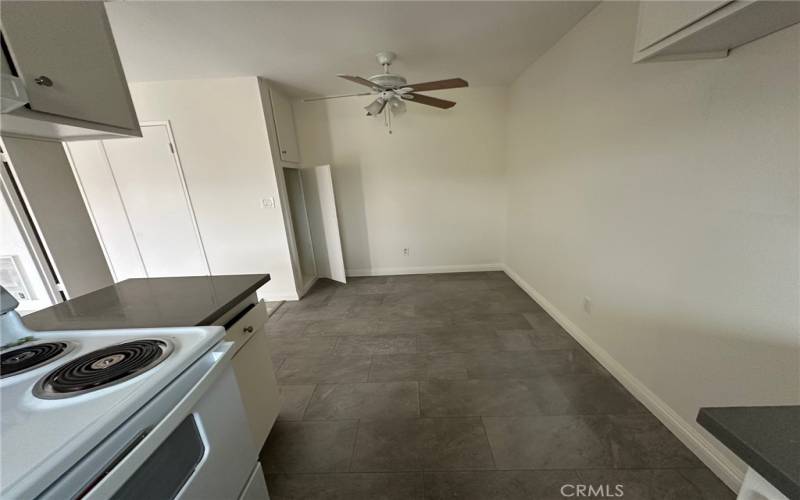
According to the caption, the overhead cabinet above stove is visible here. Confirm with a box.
[634,0,800,62]
[0,1,141,140]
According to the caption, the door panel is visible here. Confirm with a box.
[1,2,138,130]
[67,141,147,281]
[231,330,279,449]
[301,165,346,283]
[239,464,269,500]
[269,89,300,163]
[102,126,209,277]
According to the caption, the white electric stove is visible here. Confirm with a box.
[0,289,269,500]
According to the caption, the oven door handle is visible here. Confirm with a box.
[81,340,235,500]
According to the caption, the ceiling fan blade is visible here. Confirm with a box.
[303,91,373,102]
[406,78,468,92]
[338,74,382,90]
[405,92,456,109]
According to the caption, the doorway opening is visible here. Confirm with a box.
[281,165,346,298]
[283,167,317,291]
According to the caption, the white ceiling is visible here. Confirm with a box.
[106,1,597,97]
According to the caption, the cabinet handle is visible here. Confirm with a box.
[34,75,53,87]
[281,150,287,154]
[243,326,254,334]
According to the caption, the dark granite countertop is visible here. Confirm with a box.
[697,405,799,499]
[22,274,270,331]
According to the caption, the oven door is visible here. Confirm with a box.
[81,341,264,500]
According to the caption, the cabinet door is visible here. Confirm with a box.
[269,88,300,163]
[239,463,269,500]
[232,329,280,449]
[635,1,731,51]
[223,302,269,356]
[1,1,138,130]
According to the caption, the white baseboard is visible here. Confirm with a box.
[262,277,318,302]
[258,291,300,302]
[502,264,744,493]
[297,276,319,298]
[346,262,503,277]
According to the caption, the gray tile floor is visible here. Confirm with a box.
[260,272,733,499]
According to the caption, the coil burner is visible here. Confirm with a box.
[34,339,173,399]
[1,342,76,378]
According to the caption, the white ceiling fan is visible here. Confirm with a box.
[303,51,468,131]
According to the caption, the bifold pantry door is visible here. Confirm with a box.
[68,124,210,279]
[300,165,346,283]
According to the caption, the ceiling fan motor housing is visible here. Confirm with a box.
[375,51,397,66]
[368,73,408,89]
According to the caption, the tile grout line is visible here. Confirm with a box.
[299,384,320,421]
[347,419,361,473]
[479,416,499,470]
[366,354,375,382]
[272,356,287,375]
[287,410,654,422]
[416,380,422,417]
[264,465,720,477]
[329,335,342,355]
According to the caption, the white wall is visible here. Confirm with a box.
[128,78,298,299]
[3,137,113,298]
[504,2,799,488]
[294,87,508,275]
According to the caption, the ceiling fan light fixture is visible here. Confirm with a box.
[389,96,406,116]
[365,97,385,116]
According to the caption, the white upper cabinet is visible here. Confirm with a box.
[269,87,300,163]
[634,0,800,62]
[1,1,140,140]
[635,1,730,52]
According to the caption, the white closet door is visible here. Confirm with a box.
[67,141,147,281]
[102,125,209,277]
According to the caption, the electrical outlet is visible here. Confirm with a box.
[261,197,276,209]
[402,248,410,256]
[583,296,592,315]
